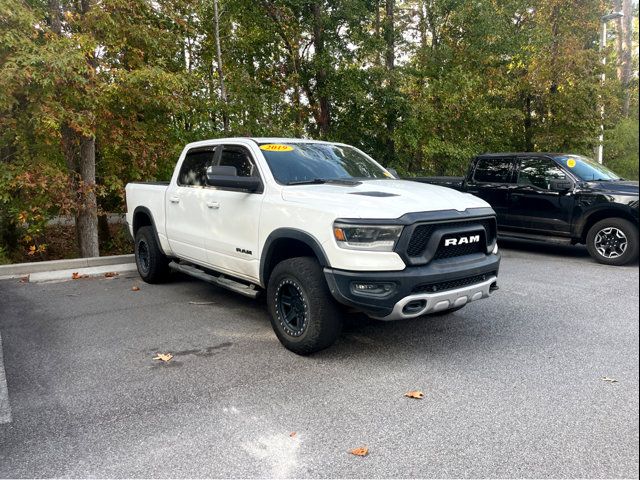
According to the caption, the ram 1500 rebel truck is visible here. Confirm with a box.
[126,138,501,354]
[411,153,639,266]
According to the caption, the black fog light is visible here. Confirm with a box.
[350,281,396,297]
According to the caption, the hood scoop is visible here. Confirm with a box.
[349,191,399,197]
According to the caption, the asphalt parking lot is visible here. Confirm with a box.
[0,241,638,478]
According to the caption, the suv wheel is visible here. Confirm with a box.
[135,226,171,283]
[586,218,639,266]
[267,257,343,355]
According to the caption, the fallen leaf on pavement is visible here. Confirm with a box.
[72,272,88,280]
[19,276,28,283]
[601,377,618,383]
[131,285,140,291]
[189,301,215,305]
[289,432,297,438]
[349,447,369,457]
[104,272,118,278]
[153,353,173,362]
[404,390,424,399]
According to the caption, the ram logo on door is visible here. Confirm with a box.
[444,235,480,247]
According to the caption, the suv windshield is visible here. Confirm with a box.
[258,142,391,185]
[555,155,620,181]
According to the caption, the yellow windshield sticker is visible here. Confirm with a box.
[260,144,294,152]
[567,158,576,168]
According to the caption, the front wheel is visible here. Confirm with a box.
[586,218,639,266]
[267,257,343,355]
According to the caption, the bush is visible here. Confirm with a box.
[604,118,640,180]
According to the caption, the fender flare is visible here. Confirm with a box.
[132,206,167,256]
[259,228,330,286]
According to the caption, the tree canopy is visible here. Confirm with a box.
[0,0,638,260]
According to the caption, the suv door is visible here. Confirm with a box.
[509,156,575,235]
[204,144,265,281]
[465,156,517,228]
[165,146,217,262]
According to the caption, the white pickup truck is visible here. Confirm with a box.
[126,138,501,354]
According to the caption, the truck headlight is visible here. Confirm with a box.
[333,223,403,252]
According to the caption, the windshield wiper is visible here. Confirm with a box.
[286,178,362,186]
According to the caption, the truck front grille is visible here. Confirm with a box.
[405,218,496,259]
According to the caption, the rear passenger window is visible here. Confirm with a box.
[518,157,567,190]
[178,148,216,187]
[473,158,514,183]
[219,146,256,177]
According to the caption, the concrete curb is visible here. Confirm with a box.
[0,333,11,424]
[28,263,138,283]
[0,254,135,280]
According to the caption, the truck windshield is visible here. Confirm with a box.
[258,142,391,185]
[555,155,620,181]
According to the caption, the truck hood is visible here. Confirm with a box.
[583,180,639,196]
[281,179,490,219]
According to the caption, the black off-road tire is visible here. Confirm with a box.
[267,257,343,355]
[586,218,639,266]
[134,226,171,283]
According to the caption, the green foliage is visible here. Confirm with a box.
[0,0,638,261]
[604,118,640,180]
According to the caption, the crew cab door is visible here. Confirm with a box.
[204,144,265,281]
[164,146,217,262]
[508,156,575,235]
[465,156,517,228]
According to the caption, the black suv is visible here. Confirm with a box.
[413,153,639,266]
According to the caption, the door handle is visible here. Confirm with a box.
[169,196,180,204]
[206,201,220,209]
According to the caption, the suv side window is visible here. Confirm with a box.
[218,146,256,177]
[178,148,217,187]
[473,158,514,183]
[517,157,567,190]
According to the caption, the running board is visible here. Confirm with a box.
[498,231,573,245]
[169,261,260,299]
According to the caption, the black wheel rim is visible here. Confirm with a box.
[137,239,150,274]
[595,227,628,259]
[275,279,308,337]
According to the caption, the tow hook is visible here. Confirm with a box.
[490,282,499,293]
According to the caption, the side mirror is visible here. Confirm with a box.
[386,168,400,179]
[549,178,575,192]
[206,165,262,192]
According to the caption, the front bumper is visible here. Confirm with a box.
[324,252,500,320]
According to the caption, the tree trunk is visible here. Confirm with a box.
[49,0,99,258]
[524,94,533,151]
[213,0,229,132]
[384,0,396,165]
[312,2,330,137]
[618,0,634,117]
[76,136,99,257]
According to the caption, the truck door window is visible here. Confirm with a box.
[178,148,216,187]
[219,146,256,177]
[473,158,513,183]
[517,158,566,190]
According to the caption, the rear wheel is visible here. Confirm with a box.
[135,226,171,283]
[267,257,343,355]
[586,218,639,266]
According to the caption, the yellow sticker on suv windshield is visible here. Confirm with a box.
[260,144,294,152]
[567,158,576,168]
